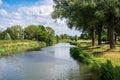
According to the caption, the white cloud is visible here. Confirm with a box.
[18,5,53,17]
[0,9,8,16]
[11,12,22,20]
[0,0,2,5]
[0,0,80,36]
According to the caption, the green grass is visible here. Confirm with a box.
[76,40,120,66]
[69,40,120,80]
[0,40,46,57]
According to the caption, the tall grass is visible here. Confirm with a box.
[0,40,46,57]
[92,60,120,80]
[70,47,94,64]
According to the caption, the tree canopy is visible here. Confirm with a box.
[52,0,120,49]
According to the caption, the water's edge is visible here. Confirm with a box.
[0,43,87,80]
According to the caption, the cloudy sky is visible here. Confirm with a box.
[0,0,80,36]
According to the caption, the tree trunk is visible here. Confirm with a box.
[91,29,95,46]
[115,33,117,44]
[107,28,109,42]
[108,26,116,49]
[97,25,102,45]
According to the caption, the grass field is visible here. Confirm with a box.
[78,40,120,66]
[0,40,46,57]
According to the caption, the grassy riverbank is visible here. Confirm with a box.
[70,40,120,80]
[76,40,120,66]
[0,40,46,57]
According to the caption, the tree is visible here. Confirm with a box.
[24,25,41,40]
[56,35,60,43]
[46,26,55,36]
[97,0,120,49]
[52,0,98,46]
[115,25,120,43]
[45,26,56,45]
[73,35,78,42]
[80,32,91,40]
[52,0,120,49]
[4,33,11,40]
[4,25,24,40]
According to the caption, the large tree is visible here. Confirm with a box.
[97,0,120,49]
[52,0,98,46]
[4,25,24,40]
[52,0,120,49]
[24,25,41,40]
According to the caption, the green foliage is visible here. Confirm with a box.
[52,0,120,49]
[69,41,79,46]
[70,47,93,64]
[46,26,55,36]
[73,35,78,42]
[4,33,11,40]
[0,40,46,56]
[24,25,41,40]
[117,37,120,41]
[101,35,108,41]
[0,24,58,46]
[93,60,120,80]
[45,26,56,45]
[80,32,91,40]
[24,25,56,45]
[5,25,24,40]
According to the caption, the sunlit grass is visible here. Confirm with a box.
[0,40,46,57]
[78,40,120,66]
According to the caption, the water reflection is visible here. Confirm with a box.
[0,43,82,80]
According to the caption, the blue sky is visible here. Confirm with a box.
[0,0,80,36]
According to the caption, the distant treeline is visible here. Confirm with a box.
[0,25,79,45]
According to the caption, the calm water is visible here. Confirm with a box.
[0,43,84,80]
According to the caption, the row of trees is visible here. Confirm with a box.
[0,25,79,45]
[0,25,56,45]
[56,34,78,42]
[52,0,120,49]
[80,26,120,42]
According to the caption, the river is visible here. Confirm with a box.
[0,43,85,80]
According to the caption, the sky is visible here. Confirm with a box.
[0,0,80,36]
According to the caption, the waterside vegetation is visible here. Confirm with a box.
[70,40,120,80]
[0,40,46,57]
[0,24,78,57]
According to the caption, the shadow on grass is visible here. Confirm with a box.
[80,46,100,51]
[80,44,111,57]
[80,46,91,51]
[93,49,111,57]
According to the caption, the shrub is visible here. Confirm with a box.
[101,35,108,41]
[69,41,78,46]
[70,47,93,64]
[93,60,120,80]
[118,37,120,41]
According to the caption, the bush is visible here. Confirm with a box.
[117,37,120,41]
[101,35,108,41]
[70,47,93,64]
[93,60,120,80]
[69,41,78,46]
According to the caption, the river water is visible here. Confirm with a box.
[0,43,84,80]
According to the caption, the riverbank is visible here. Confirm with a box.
[69,40,120,80]
[78,40,120,66]
[0,43,82,80]
[0,40,46,57]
